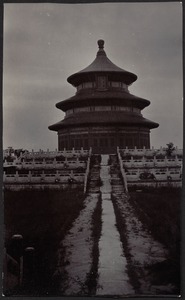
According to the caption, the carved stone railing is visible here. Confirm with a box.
[3,171,85,184]
[117,147,128,193]
[83,148,92,194]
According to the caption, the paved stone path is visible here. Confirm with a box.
[96,155,134,295]
[56,154,173,296]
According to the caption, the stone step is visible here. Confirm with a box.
[112,189,124,193]
[111,179,122,183]
[112,185,124,188]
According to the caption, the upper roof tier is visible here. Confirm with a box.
[67,40,138,86]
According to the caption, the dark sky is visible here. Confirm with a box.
[3,2,183,151]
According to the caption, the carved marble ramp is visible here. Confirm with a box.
[96,155,134,296]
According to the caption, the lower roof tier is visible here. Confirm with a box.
[49,111,159,131]
[56,90,150,111]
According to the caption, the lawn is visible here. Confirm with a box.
[129,187,181,293]
[4,189,85,295]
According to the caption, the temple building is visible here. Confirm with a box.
[49,40,159,154]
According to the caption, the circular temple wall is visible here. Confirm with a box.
[58,126,150,154]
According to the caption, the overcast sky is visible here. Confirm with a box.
[3,2,183,151]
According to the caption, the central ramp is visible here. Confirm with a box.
[96,155,133,296]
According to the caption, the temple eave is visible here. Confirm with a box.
[56,92,150,111]
[49,116,159,132]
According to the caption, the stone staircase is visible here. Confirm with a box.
[109,154,126,197]
[87,156,101,194]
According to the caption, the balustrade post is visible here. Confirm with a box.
[80,147,84,155]
[28,171,32,182]
[53,157,56,167]
[15,171,19,182]
[143,145,146,155]
[10,234,23,287]
[3,171,6,182]
[153,155,157,166]
[89,147,92,156]
[117,148,128,193]
[142,156,146,167]
[55,170,59,180]
[41,170,45,182]
[133,146,137,155]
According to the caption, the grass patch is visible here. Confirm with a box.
[86,193,102,295]
[129,187,181,293]
[4,189,85,296]
[111,193,141,294]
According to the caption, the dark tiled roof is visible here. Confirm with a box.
[67,40,137,86]
[49,111,159,131]
[56,90,150,111]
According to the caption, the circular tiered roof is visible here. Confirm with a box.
[49,111,159,131]
[56,90,150,111]
[49,40,159,133]
[67,40,137,86]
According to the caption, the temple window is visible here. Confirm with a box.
[97,76,107,89]
[84,82,93,88]
[111,82,120,88]
[77,82,94,91]
[65,105,141,115]
[108,81,128,91]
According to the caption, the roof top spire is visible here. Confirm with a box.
[98,39,104,49]
[97,39,106,56]
[67,39,138,86]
